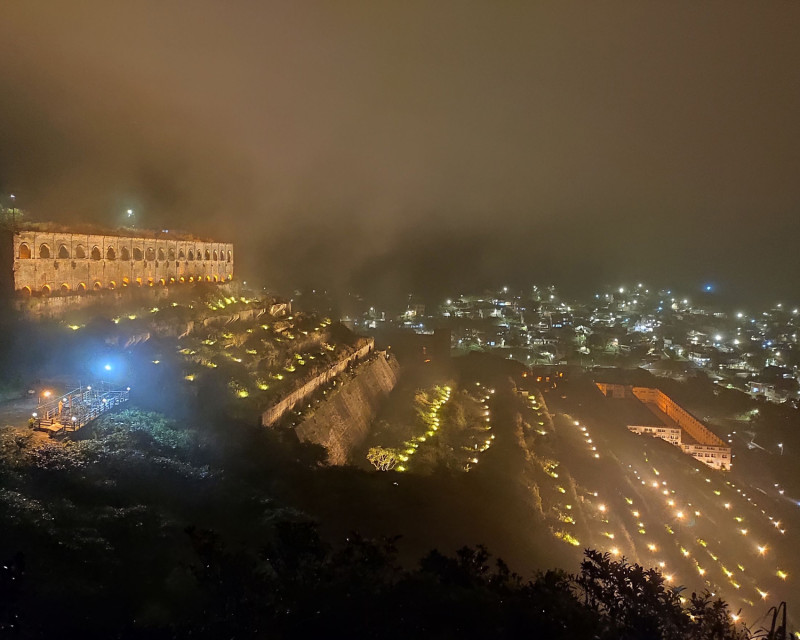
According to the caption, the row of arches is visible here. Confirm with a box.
[19,243,232,263]
[19,273,233,296]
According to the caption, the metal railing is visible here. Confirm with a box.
[33,382,130,435]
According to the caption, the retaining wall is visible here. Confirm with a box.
[295,353,400,464]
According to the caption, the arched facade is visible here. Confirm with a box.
[12,230,234,296]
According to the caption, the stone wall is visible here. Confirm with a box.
[294,352,400,465]
[261,340,375,427]
[12,230,233,295]
[14,281,241,320]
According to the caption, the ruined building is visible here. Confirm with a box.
[596,382,731,471]
[1,226,233,296]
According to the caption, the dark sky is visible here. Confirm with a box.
[1,2,799,304]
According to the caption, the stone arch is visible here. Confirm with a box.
[213,250,218,261]
[188,276,194,283]
[213,275,219,283]
[133,247,143,260]
[120,247,130,261]
[93,281,102,291]
[58,244,70,259]
[204,249,211,260]
[106,246,116,260]
[227,250,232,262]
[179,276,185,283]
[169,276,176,284]
[122,277,130,286]
[60,283,70,294]
[91,246,102,260]
[168,247,175,260]
[108,281,116,290]
[159,278,166,286]
[75,245,86,259]
[157,248,165,260]
[39,244,51,259]
[135,277,142,286]
[205,275,211,282]
[227,274,232,281]
[41,284,51,295]
[77,282,87,292]
[145,247,155,261]
[147,277,155,287]
[20,286,31,296]
[188,249,195,261]
[178,249,185,260]
[18,243,31,259]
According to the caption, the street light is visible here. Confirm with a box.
[778,443,784,456]
[9,194,15,230]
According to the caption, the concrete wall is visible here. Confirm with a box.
[628,424,682,445]
[12,230,233,295]
[295,353,401,465]
[261,340,375,427]
[595,382,630,398]
[630,386,731,471]
[632,387,726,447]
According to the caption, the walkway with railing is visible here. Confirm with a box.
[32,382,130,436]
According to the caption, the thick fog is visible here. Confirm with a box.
[1,2,800,302]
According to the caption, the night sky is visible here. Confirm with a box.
[1,2,799,304]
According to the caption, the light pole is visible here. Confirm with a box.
[127,209,134,228]
[778,442,784,456]
[9,194,15,231]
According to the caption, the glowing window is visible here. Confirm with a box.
[93,281,102,290]
[41,284,51,295]
[18,243,31,259]
[60,283,70,294]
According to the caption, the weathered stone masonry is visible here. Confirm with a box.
[12,230,233,295]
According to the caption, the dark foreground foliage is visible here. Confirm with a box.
[4,525,755,639]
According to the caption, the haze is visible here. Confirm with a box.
[1,1,799,303]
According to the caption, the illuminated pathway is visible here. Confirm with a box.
[522,396,797,630]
